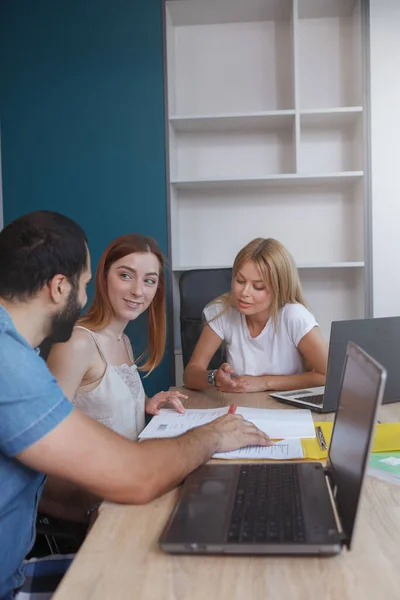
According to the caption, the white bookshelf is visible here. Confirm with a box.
[164,0,368,381]
[170,110,296,132]
[171,172,363,190]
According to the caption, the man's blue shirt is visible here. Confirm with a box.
[0,305,73,598]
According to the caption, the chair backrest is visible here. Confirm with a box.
[179,268,232,369]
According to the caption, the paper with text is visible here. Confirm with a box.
[138,407,228,439]
[213,439,304,460]
[138,407,315,440]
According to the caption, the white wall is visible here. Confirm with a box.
[370,0,400,317]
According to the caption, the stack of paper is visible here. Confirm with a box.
[138,406,315,460]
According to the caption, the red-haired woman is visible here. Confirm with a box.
[48,234,185,442]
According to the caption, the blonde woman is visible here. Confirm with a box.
[183,238,328,393]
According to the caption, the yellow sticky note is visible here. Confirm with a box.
[373,423,400,452]
[301,422,400,460]
[302,422,332,460]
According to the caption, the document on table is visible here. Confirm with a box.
[138,407,315,440]
[213,439,304,460]
[138,407,228,439]
[234,407,315,439]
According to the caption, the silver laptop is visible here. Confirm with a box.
[160,343,386,556]
[270,316,400,412]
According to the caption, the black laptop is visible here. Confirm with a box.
[159,343,386,556]
[270,316,400,412]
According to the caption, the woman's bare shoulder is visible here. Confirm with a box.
[49,327,98,361]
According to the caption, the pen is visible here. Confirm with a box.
[316,425,327,451]
[228,404,237,415]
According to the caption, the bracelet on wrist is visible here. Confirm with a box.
[207,369,217,387]
[86,502,102,517]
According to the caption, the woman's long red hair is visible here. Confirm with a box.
[78,234,166,374]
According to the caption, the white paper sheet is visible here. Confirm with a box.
[236,407,315,439]
[138,407,228,439]
[213,439,304,460]
[138,407,315,440]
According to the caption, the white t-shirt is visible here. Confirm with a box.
[203,302,318,377]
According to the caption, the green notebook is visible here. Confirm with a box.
[369,452,400,486]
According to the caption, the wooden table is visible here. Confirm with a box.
[53,390,400,600]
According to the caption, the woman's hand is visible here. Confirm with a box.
[214,363,249,393]
[232,375,267,393]
[145,391,187,415]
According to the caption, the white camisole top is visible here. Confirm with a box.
[72,326,145,441]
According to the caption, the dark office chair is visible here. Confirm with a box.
[179,268,232,369]
[28,514,88,558]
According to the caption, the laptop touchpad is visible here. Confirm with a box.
[199,479,231,495]
[163,476,234,545]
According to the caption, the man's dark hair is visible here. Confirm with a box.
[0,211,88,301]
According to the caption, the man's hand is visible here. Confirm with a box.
[17,407,270,506]
[215,363,248,393]
[203,414,272,453]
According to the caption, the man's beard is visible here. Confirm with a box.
[48,285,82,343]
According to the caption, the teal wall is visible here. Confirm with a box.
[0,0,171,395]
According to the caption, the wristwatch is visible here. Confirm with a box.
[86,502,102,517]
[207,369,217,387]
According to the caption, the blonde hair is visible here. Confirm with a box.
[207,238,308,328]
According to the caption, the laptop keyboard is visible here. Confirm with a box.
[293,393,324,405]
[227,464,306,544]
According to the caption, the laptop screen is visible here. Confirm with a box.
[328,343,386,547]
[325,316,400,407]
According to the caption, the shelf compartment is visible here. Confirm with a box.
[298,110,363,173]
[171,186,364,269]
[170,110,295,133]
[170,17,294,115]
[172,124,296,180]
[298,1,362,109]
[298,0,359,20]
[300,266,365,340]
[167,0,293,28]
